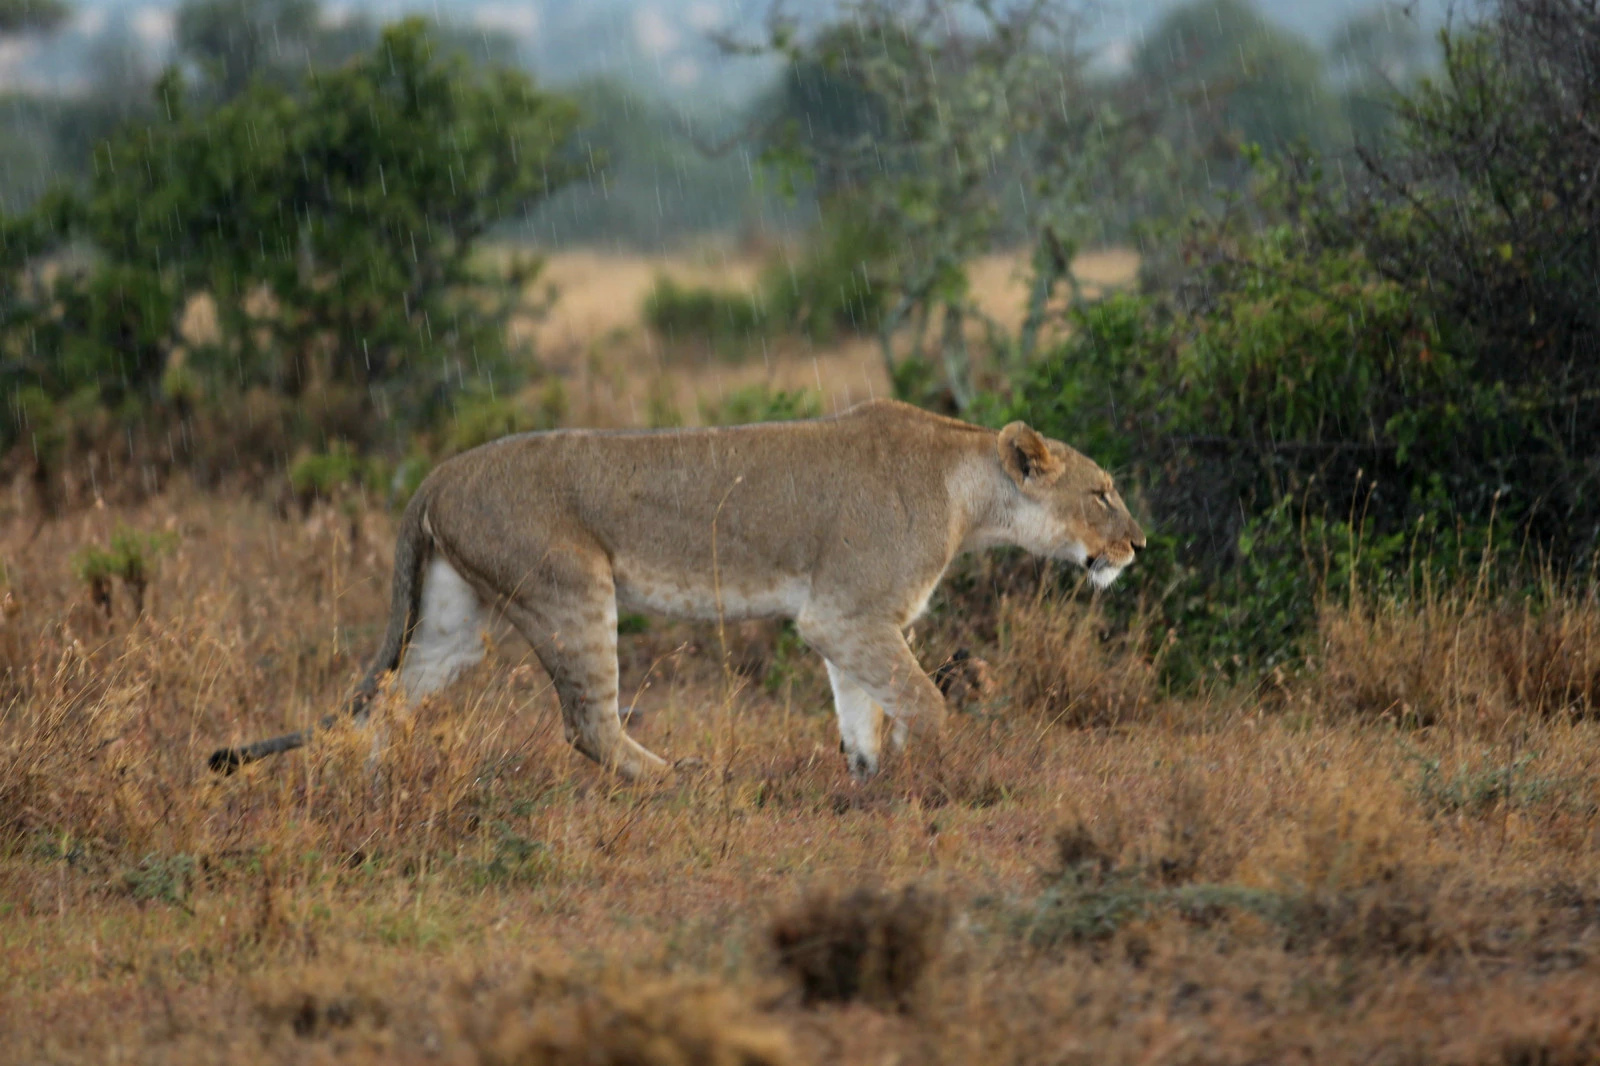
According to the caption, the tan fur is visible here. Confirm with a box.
[211,400,1145,781]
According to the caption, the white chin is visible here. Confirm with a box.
[1058,542,1089,567]
[1088,564,1122,590]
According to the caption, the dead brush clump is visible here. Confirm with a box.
[1311,583,1600,732]
[457,962,797,1066]
[992,588,1158,728]
[1020,772,1453,959]
[769,883,951,1013]
[1241,776,1450,959]
[253,965,394,1042]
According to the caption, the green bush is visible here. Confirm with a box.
[701,386,821,427]
[288,442,386,510]
[643,276,769,355]
[996,166,1538,687]
[760,208,888,344]
[445,386,566,456]
[70,526,177,618]
[0,20,583,466]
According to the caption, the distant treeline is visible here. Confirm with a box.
[0,0,1429,246]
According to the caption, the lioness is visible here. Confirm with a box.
[210,400,1144,781]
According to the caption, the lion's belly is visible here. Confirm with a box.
[612,558,810,622]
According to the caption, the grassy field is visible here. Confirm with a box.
[6,250,1600,1064]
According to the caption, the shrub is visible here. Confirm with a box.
[459,963,796,1066]
[287,442,386,513]
[643,276,769,354]
[769,882,950,1013]
[1334,0,1600,559]
[995,160,1558,688]
[70,526,176,618]
[700,386,821,427]
[759,206,888,344]
[445,386,566,456]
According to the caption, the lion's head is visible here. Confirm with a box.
[996,421,1145,589]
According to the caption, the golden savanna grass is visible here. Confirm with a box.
[7,249,1600,1064]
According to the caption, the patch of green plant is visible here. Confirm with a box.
[123,853,197,912]
[644,276,770,354]
[445,386,566,456]
[701,386,822,427]
[617,612,650,636]
[466,822,552,888]
[70,525,177,618]
[759,206,888,344]
[762,620,813,698]
[288,442,387,508]
[1407,749,1560,817]
[390,455,432,509]
[997,821,1443,955]
[1011,850,1303,949]
[989,167,1545,692]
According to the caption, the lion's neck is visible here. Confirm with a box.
[946,451,1017,555]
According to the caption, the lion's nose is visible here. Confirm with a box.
[1132,530,1147,551]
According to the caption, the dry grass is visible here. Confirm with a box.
[990,580,1162,728]
[7,246,1600,1063]
[4,491,1600,1064]
[1315,585,1600,731]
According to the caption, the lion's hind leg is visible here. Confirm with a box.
[497,549,671,782]
[395,556,492,704]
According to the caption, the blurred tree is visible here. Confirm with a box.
[746,0,1167,408]
[525,77,794,249]
[2,18,584,446]
[1328,2,1432,145]
[1133,0,1350,158]
[0,0,67,34]
[175,0,320,100]
[175,0,518,104]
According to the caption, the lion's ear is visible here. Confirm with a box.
[998,422,1063,487]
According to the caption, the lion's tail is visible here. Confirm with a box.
[208,482,434,775]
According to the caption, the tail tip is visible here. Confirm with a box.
[208,747,245,775]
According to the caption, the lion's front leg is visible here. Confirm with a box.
[801,613,947,779]
[497,550,671,782]
[824,659,884,781]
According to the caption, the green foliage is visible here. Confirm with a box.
[1407,750,1557,817]
[643,277,769,353]
[288,442,386,506]
[0,0,68,34]
[1327,0,1600,556]
[0,18,584,455]
[71,527,176,618]
[527,77,802,249]
[1329,3,1432,146]
[444,386,566,456]
[1010,826,1297,949]
[643,204,889,355]
[760,206,888,344]
[700,387,821,427]
[1134,0,1351,156]
[999,155,1546,686]
[761,621,811,699]
[175,0,320,101]
[753,0,1149,408]
[466,823,551,888]
[123,853,198,911]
